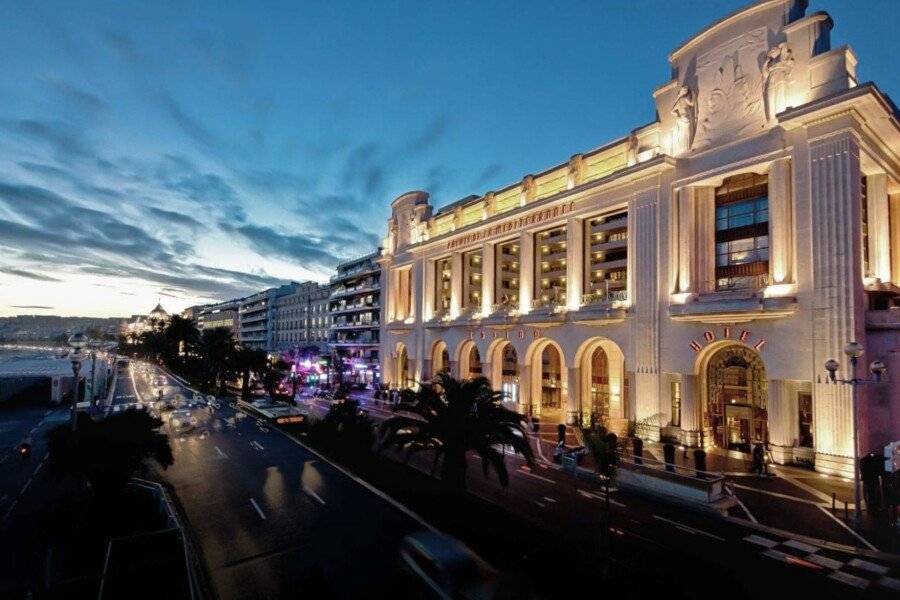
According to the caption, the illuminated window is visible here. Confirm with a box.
[434,257,452,315]
[534,225,567,308]
[670,380,681,427]
[463,249,482,310]
[495,240,519,309]
[860,176,870,277]
[798,393,813,448]
[583,211,627,303]
[715,173,769,290]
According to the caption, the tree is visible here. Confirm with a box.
[379,372,534,492]
[309,399,375,458]
[199,327,236,395]
[232,346,268,399]
[46,409,173,500]
[582,427,618,480]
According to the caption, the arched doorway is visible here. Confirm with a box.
[488,340,519,407]
[539,344,563,414]
[575,338,626,428]
[703,344,767,452]
[458,341,482,379]
[431,341,449,377]
[396,344,413,390]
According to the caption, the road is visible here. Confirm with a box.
[298,392,900,598]
[129,364,436,599]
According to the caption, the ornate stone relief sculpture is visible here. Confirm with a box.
[762,42,795,123]
[671,85,696,155]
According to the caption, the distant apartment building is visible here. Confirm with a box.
[238,284,297,353]
[329,250,381,384]
[196,300,240,336]
[273,281,331,353]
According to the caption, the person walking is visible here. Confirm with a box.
[751,443,765,476]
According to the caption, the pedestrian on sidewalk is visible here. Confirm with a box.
[751,443,765,476]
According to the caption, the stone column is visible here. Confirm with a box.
[448,360,459,380]
[694,187,716,294]
[680,374,700,446]
[567,366,580,425]
[768,158,794,284]
[866,173,891,283]
[411,261,423,323]
[423,259,435,321]
[449,252,463,319]
[518,231,534,314]
[481,242,495,315]
[810,132,866,476]
[891,193,900,288]
[565,217,583,310]
[767,379,794,464]
[630,191,660,433]
[421,358,433,382]
[676,187,694,293]
[518,363,532,417]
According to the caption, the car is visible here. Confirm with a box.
[169,409,198,431]
[399,531,496,600]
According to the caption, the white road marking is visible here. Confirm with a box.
[20,478,33,495]
[214,446,228,459]
[2,500,18,522]
[783,539,819,554]
[828,570,869,590]
[733,494,758,524]
[534,501,546,508]
[250,440,264,451]
[543,496,557,503]
[848,558,889,575]
[654,515,726,541]
[879,576,900,591]
[744,534,779,548]
[516,468,556,485]
[806,553,842,570]
[815,505,878,551]
[303,487,326,505]
[577,489,626,507]
[250,497,267,520]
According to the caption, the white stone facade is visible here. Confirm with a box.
[378,0,900,476]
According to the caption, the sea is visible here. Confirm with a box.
[0,345,68,364]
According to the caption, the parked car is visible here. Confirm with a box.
[169,409,198,431]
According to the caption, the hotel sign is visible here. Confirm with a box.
[688,326,766,353]
[468,328,542,341]
[446,201,576,250]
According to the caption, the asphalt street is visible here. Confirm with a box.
[299,392,900,598]
[131,364,437,599]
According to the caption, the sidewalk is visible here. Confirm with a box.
[640,440,898,552]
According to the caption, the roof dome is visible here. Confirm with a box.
[149,303,168,317]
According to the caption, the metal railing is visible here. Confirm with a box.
[581,289,628,306]
[531,295,565,311]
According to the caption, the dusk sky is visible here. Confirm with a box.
[1,0,897,317]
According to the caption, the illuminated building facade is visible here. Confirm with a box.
[274,281,331,352]
[379,0,900,475]
[329,251,382,384]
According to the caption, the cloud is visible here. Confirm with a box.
[0,118,93,163]
[145,207,206,231]
[8,305,55,310]
[405,117,450,154]
[221,222,339,271]
[102,31,143,64]
[0,267,62,282]
[43,79,108,115]
[471,163,504,189]
[162,95,220,152]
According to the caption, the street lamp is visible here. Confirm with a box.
[823,340,888,531]
[68,332,88,432]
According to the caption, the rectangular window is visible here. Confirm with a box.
[434,257,452,316]
[534,225,567,308]
[715,173,769,290]
[495,240,519,310]
[462,249,482,311]
[583,211,628,304]
[670,380,681,427]
[798,393,813,448]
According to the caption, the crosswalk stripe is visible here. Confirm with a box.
[828,571,869,590]
[744,534,779,548]
[878,576,900,591]
[806,553,843,570]
[848,558,889,575]
[783,539,819,554]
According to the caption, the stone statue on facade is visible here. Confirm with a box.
[762,42,794,123]
[626,132,639,166]
[671,85,696,154]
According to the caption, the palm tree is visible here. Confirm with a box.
[379,372,534,492]
[199,327,237,395]
[232,346,268,399]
